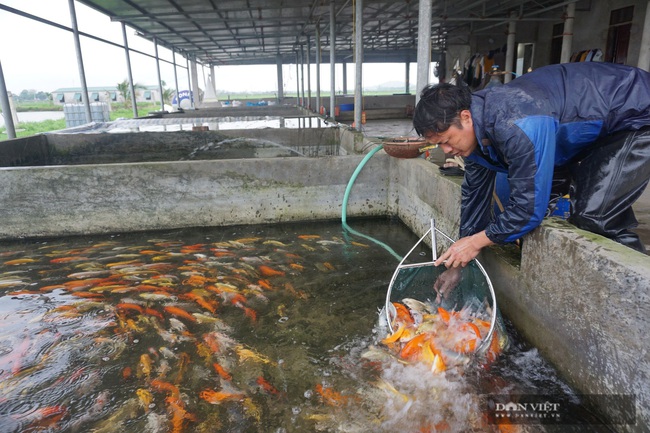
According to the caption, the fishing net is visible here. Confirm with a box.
[384,220,507,361]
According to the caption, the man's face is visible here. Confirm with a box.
[423,109,478,157]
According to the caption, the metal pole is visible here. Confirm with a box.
[121,22,138,117]
[342,62,347,95]
[0,61,16,139]
[329,0,336,120]
[504,11,517,83]
[353,0,363,130]
[154,38,164,111]
[295,51,300,106]
[172,50,180,110]
[415,0,432,105]
[638,0,650,71]
[300,44,305,107]
[315,24,322,113]
[68,0,92,124]
[560,3,575,64]
[306,36,312,110]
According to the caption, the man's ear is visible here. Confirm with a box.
[459,109,473,126]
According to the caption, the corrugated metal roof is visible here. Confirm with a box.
[75,0,576,66]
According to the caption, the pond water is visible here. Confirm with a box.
[0,219,611,432]
[0,111,65,127]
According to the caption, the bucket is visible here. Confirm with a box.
[383,220,505,368]
[334,106,340,117]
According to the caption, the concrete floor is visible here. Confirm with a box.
[358,117,650,252]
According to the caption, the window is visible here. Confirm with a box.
[56,93,65,103]
[74,92,82,102]
[605,6,634,64]
[91,92,99,102]
[110,92,117,101]
[549,23,563,64]
[144,90,152,100]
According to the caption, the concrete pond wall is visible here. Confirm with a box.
[0,126,648,430]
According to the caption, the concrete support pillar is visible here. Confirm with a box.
[353,0,363,130]
[306,36,312,110]
[186,56,194,109]
[68,0,92,124]
[315,25,322,113]
[504,11,517,83]
[0,60,16,139]
[560,3,575,64]
[415,0,432,105]
[190,56,200,107]
[638,1,650,71]
[329,0,336,120]
[121,22,138,117]
[276,54,284,103]
[405,61,410,93]
[153,38,164,111]
[342,62,348,95]
[210,65,216,95]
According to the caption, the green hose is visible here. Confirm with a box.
[341,144,402,261]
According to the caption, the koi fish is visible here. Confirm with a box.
[315,384,354,407]
[212,363,232,381]
[136,388,154,411]
[258,265,285,277]
[256,376,281,396]
[235,345,275,365]
[163,306,197,323]
[4,258,37,266]
[150,379,180,398]
[298,235,320,240]
[199,389,245,404]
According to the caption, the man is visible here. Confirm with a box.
[413,62,650,277]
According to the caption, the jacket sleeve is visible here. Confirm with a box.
[459,159,496,238]
[484,116,557,243]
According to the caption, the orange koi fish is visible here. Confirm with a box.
[116,303,144,314]
[212,363,232,381]
[258,265,285,277]
[298,235,320,240]
[257,279,274,290]
[183,293,218,313]
[256,376,281,396]
[165,396,196,433]
[150,379,180,398]
[122,366,132,379]
[163,306,197,323]
[49,256,89,264]
[200,389,245,404]
[315,384,352,407]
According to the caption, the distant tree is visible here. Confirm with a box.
[162,87,175,105]
[116,79,146,108]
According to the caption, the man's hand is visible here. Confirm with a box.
[434,231,493,268]
[433,267,462,303]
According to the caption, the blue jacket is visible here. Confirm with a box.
[462,62,650,243]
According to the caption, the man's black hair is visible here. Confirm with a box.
[413,83,472,137]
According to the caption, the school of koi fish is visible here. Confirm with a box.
[0,221,583,432]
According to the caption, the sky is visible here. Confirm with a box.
[0,0,422,95]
